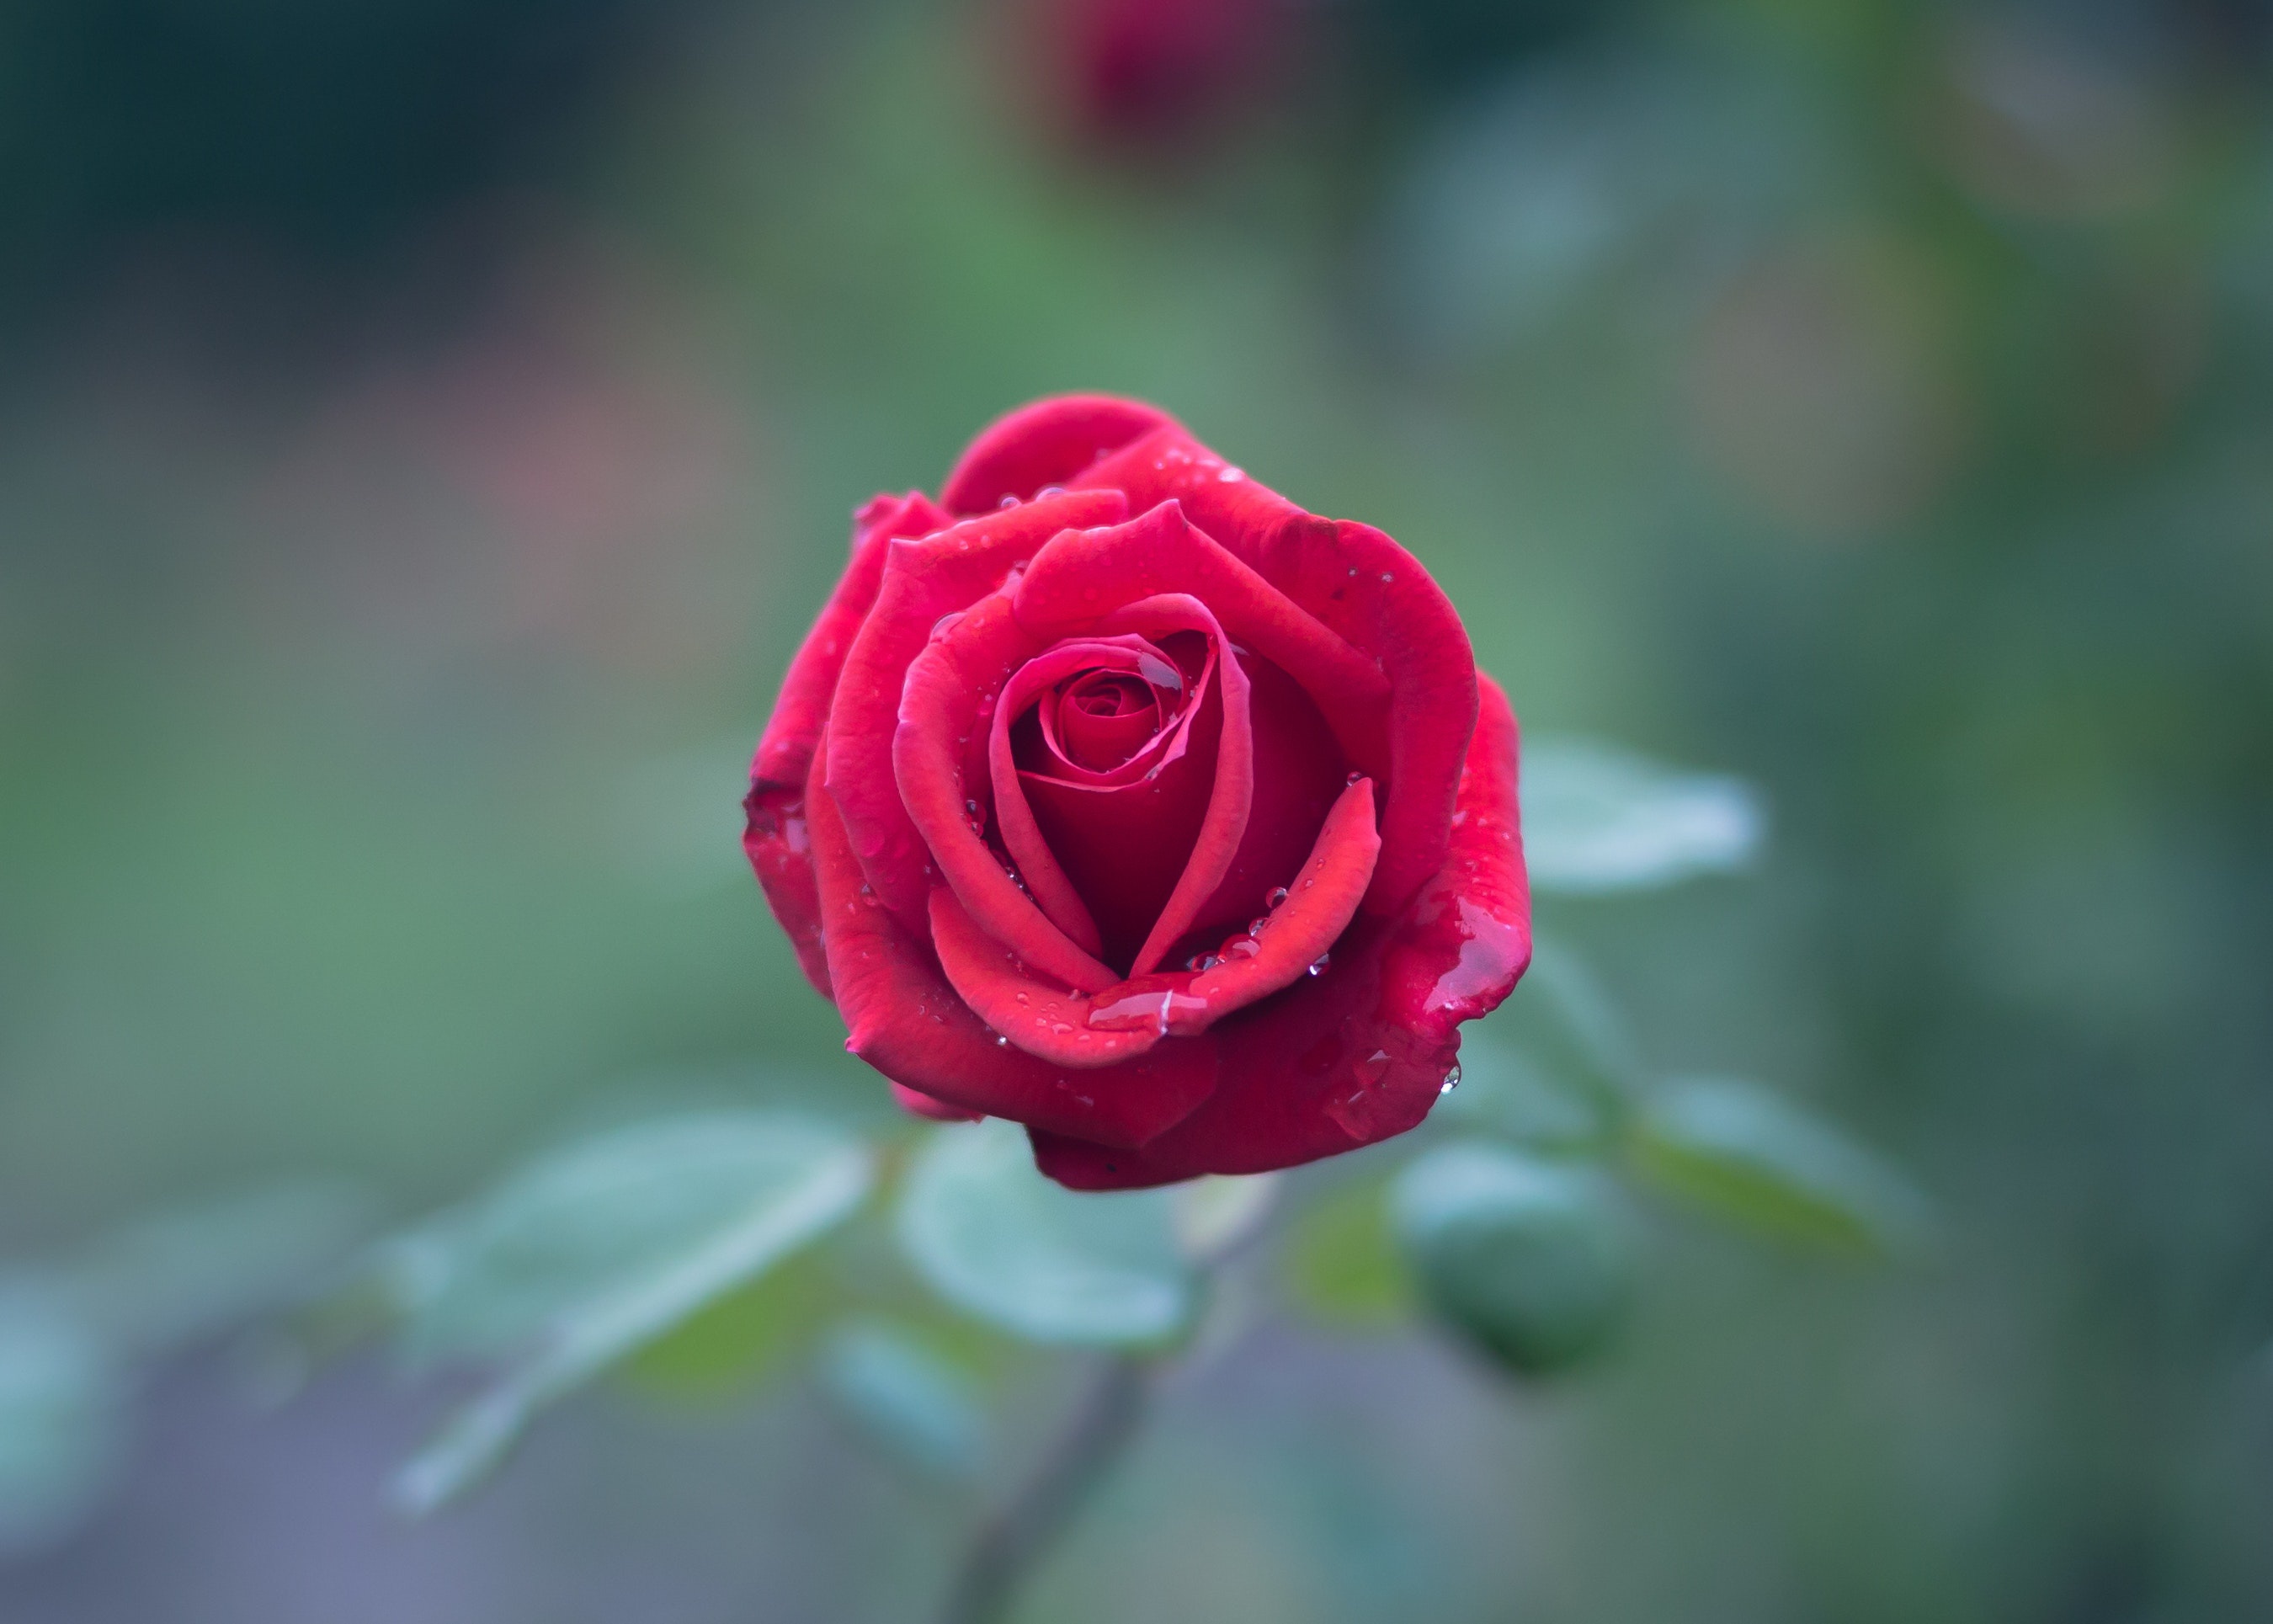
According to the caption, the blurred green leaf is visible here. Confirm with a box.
[1281,1179,1411,1329]
[1392,1144,1634,1376]
[818,1319,985,1481]
[1521,737,1764,892]
[64,1181,373,1359]
[0,1281,125,1557]
[387,1110,872,1514]
[1628,1078,1931,1257]
[624,1246,844,1399]
[896,1121,1191,1347]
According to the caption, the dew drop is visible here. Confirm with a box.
[1247,916,1271,937]
[994,1035,1009,1047]
[1038,484,1067,498]
[929,610,965,642]
[1222,934,1261,960]
[1014,992,1030,1004]
[1265,887,1291,909]
[1307,953,1331,977]
[1381,572,1394,583]
[998,493,1021,509]
[1345,770,1364,786]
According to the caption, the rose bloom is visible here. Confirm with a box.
[743,396,1529,1188]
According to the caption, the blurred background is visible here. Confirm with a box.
[3,0,2270,1618]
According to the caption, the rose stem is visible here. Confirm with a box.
[934,1350,1153,1624]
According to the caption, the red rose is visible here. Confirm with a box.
[743,396,1530,1188]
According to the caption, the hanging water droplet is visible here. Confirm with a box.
[994,1035,1009,1047]
[1439,1063,1461,1095]
[1345,770,1364,786]
[1307,953,1331,977]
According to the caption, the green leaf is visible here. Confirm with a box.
[623,1246,844,1398]
[1628,1077,1931,1257]
[1521,737,1764,892]
[896,1120,1191,1347]
[387,1110,872,1514]
[0,1281,125,1557]
[1281,1178,1411,1329]
[818,1320,986,1480]
[1392,1144,1634,1376]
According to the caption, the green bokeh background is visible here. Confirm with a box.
[3,0,2269,1618]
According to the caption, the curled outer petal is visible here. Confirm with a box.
[745,490,949,994]
[940,395,1175,515]
[1030,674,1529,1188]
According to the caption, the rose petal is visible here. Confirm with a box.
[1012,502,1392,794]
[743,788,830,997]
[1169,647,1349,951]
[1174,775,1380,1023]
[1018,663,1225,971]
[1030,674,1529,1188]
[1078,592,1254,977]
[940,395,1176,515]
[987,635,1195,959]
[1074,425,1482,919]
[1069,422,1304,566]
[828,489,1129,929]
[745,491,949,995]
[897,595,1122,993]
[929,888,1180,1075]
[1053,674,1161,769]
[1252,517,1479,918]
[749,492,947,796]
[807,731,1214,1147]
[890,1082,981,1122]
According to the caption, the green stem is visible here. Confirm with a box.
[935,1351,1152,1624]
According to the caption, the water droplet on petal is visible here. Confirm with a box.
[1346,770,1364,786]
[1381,572,1394,583]
[1307,953,1332,977]
[1222,934,1261,960]
[1265,887,1291,909]
[999,494,1021,509]
[929,610,965,642]
[994,1035,1009,1047]
[1136,652,1183,692]
[1038,485,1067,498]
